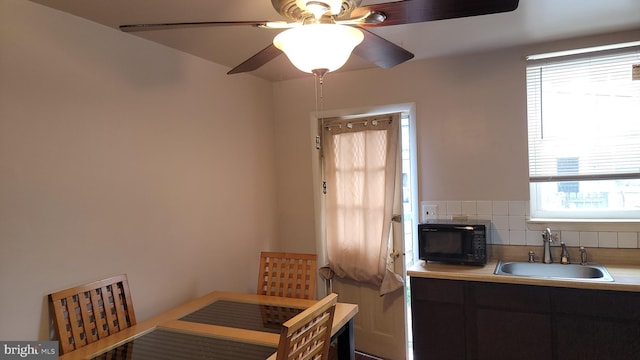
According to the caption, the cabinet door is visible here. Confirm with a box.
[413,301,466,360]
[475,308,553,360]
[411,278,466,360]
[555,315,640,360]
[553,287,640,360]
[471,282,553,360]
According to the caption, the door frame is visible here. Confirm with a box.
[309,102,418,358]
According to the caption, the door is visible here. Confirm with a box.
[321,112,409,359]
[332,208,407,359]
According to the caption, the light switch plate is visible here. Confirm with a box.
[420,203,438,222]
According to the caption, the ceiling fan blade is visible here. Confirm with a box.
[355,0,519,27]
[353,28,414,69]
[227,44,283,75]
[119,20,271,32]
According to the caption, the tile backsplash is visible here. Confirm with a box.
[420,200,640,249]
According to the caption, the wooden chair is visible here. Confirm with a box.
[48,274,136,355]
[258,251,317,299]
[276,293,337,360]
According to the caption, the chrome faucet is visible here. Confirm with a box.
[541,228,556,264]
[580,246,588,265]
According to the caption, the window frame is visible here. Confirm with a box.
[526,42,640,222]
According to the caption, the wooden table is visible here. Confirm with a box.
[59,291,358,360]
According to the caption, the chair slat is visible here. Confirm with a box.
[89,287,109,339]
[66,295,86,350]
[111,282,130,331]
[77,291,97,344]
[101,285,118,333]
[50,299,72,348]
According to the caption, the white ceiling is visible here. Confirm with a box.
[29,0,640,81]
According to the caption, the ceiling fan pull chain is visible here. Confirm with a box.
[313,69,327,119]
[313,69,327,121]
[314,72,319,120]
[319,73,324,121]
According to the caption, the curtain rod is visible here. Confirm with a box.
[324,117,393,131]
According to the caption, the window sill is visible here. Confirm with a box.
[527,219,640,232]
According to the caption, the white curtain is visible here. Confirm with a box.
[322,113,403,295]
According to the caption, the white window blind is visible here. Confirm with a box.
[526,42,640,219]
[527,44,640,182]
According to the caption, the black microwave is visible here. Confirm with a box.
[418,220,490,265]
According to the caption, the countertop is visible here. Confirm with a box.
[408,260,640,292]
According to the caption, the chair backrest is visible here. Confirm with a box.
[258,251,317,299]
[49,274,136,355]
[276,293,337,360]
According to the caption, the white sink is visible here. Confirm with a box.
[494,261,614,282]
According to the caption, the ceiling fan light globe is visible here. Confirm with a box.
[273,24,364,74]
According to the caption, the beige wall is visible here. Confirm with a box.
[1,0,277,340]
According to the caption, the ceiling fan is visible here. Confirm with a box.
[120,0,520,76]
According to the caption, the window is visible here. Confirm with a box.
[526,42,640,220]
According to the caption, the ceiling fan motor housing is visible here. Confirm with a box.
[271,0,362,21]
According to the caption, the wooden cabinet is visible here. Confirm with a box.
[410,277,640,360]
